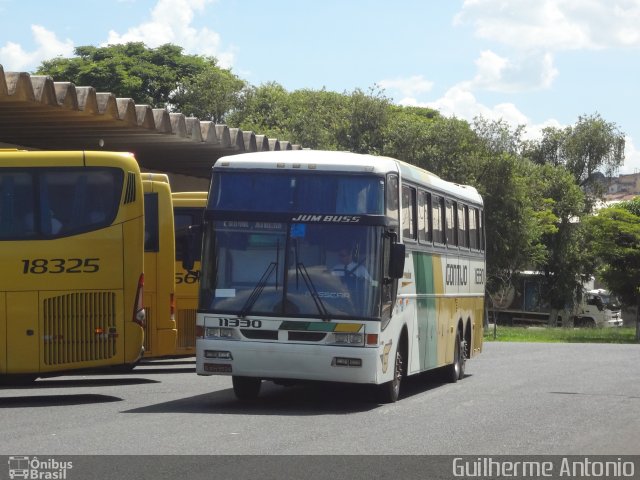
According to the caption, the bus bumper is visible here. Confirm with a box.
[196,339,382,384]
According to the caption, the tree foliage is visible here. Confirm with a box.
[36,42,244,117]
[524,113,625,208]
[35,44,634,318]
[170,65,246,123]
[585,202,640,306]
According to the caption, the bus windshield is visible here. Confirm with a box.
[211,171,385,214]
[200,221,383,319]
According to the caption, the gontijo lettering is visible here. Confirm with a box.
[446,264,468,286]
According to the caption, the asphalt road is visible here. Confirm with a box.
[1,342,639,456]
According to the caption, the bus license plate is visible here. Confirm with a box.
[204,363,232,373]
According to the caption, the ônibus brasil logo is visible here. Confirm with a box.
[8,456,73,479]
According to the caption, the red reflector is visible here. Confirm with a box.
[195,325,205,338]
[366,334,378,345]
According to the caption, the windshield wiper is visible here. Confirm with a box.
[296,261,331,321]
[239,261,277,318]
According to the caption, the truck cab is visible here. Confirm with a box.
[575,289,624,327]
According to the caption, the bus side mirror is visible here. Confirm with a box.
[180,224,201,272]
[388,243,405,279]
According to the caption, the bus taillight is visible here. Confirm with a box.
[133,273,146,327]
[170,293,176,322]
[195,325,205,338]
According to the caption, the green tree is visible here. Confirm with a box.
[535,165,590,325]
[469,118,591,325]
[227,82,293,139]
[585,199,640,339]
[334,87,390,154]
[383,108,478,184]
[170,66,246,123]
[287,88,348,150]
[229,85,390,152]
[524,113,625,208]
[36,42,240,114]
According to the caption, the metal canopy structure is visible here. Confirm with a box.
[0,65,301,180]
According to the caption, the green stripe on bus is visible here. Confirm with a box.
[413,252,439,370]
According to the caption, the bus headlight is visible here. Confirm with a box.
[333,333,364,345]
[205,327,234,338]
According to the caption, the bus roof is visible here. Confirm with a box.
[171,191,208,199]
[172,192,207,208]
[214,150,482,205]
[0,150,139,170]
[214,150,399,175]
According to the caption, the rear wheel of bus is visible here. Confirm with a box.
[232,376,262,400]
[446,331,466,383]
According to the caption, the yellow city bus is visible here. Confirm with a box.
[0,150,145,381]
[172,192,206,355]
[142,173,177,358]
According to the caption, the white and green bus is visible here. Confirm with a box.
[194,150,485,402]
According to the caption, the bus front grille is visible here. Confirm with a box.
[177,309,196,349]
[43,292,117,365]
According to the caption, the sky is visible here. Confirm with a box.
[1,0,639,174]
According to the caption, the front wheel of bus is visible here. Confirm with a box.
[377,347,403,403]
[232,376,262,401]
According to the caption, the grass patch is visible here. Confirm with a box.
[484,326,638,344]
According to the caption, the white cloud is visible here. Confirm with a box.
[420,84,531,126]
[470,50,558,92]
[451,1,640,96]
[398,80,636,178]
[0,25,74,71]
[455,0,640,51]
[105,0,234,67]
[395,82,561,142]
[619,136,640,174]
[378,75,434,98]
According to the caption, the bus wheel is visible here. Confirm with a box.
[377,346,403,403]
[446,332,465,383]
[232,376,261,401]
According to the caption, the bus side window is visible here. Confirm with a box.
[445,199,456,246]
[144,193,159,252]
[417,190,430,244]
[432,196,444,244]
[469,207,478,250]
[386,174,399,225]
[401,185,416,241]
[479,209,485,251]
[458,203,469,248]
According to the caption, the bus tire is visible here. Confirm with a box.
[446,331,465,383]
[377,345,403,403]
[232,376,261,400]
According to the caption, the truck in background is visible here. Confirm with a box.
[489,272,623,327]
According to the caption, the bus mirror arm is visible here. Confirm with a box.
[388,243,405,279]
